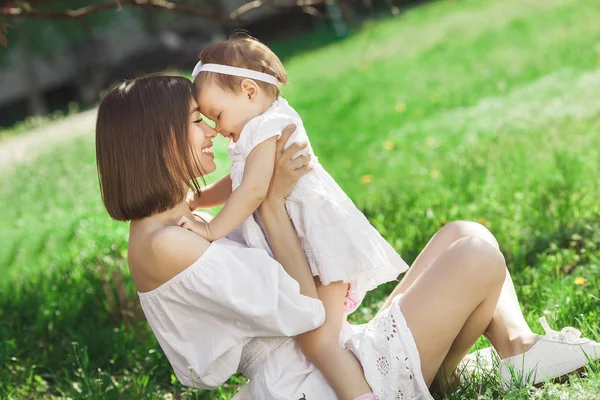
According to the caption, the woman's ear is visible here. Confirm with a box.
[240,79,260,101]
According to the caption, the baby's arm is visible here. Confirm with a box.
[188,175,232,210]
[297,280,373,400]
[202,137,277,241]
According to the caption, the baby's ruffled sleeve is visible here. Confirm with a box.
[240,113,298,158]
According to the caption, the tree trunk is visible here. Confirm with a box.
[18,22,48,117]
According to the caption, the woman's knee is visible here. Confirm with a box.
[440,220,500,250]
[450,236,506,287]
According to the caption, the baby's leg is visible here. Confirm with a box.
[297,279,372,400]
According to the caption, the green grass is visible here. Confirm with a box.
[2,0,600,398]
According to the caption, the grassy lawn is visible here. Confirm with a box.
[2,0,600,398]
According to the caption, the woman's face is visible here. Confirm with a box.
[189,98,218,175]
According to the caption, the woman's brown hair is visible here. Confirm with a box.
[96,75,203,221]
[194,35,288,98]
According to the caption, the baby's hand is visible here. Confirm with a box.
[177,215,212,241]
[186,191,200,211]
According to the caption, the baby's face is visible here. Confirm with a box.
[195,83,261,143]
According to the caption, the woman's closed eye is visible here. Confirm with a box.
[193,118,203,124]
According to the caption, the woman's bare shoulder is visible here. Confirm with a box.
[129,224,211,293]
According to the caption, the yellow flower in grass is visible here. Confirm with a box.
[574,277,587,286]
[395,102,406,113]
[425,137,438,148]
[477,218,491,228]
[383,140,395,151]
[360,174,373,184]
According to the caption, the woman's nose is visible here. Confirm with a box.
[202,122,218,138]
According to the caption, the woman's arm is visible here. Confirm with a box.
[188,175,232,210]
[258,126,318,299]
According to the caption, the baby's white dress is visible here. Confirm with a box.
[138,238,433,399]
[228,97,408,310]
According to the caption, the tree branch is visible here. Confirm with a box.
[229,0,325,19]
[1,0,328,22]
[0,22,7,47]
[2,0,230,21]
[0,0,332,46]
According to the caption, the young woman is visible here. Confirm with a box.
[95,75,600,399]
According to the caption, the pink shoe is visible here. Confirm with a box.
[353,393,376,400]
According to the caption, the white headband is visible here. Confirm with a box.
[191,61,279,85]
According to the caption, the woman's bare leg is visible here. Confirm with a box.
[393,236,507,385]
[380,221,502,309]
[378,221,540,387]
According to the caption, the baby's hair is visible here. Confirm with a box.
[193,33,287,98]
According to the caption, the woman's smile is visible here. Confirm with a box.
[201,142,214,158]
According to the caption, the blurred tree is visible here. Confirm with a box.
[0,0,333,45]
[0,0,409,118]
[1,2,121,115]
[0,0,329,116]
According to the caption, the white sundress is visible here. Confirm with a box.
[138,238,433,400]
[228,97,409,311]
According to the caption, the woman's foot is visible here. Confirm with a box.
[500,331,542,359]
[456,334,541,383]
[458,346,496,381]
[497,317,600,389]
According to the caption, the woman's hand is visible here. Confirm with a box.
[265,124,313,202]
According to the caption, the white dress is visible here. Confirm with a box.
[138,238,433,400]
[228,97,409,311]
